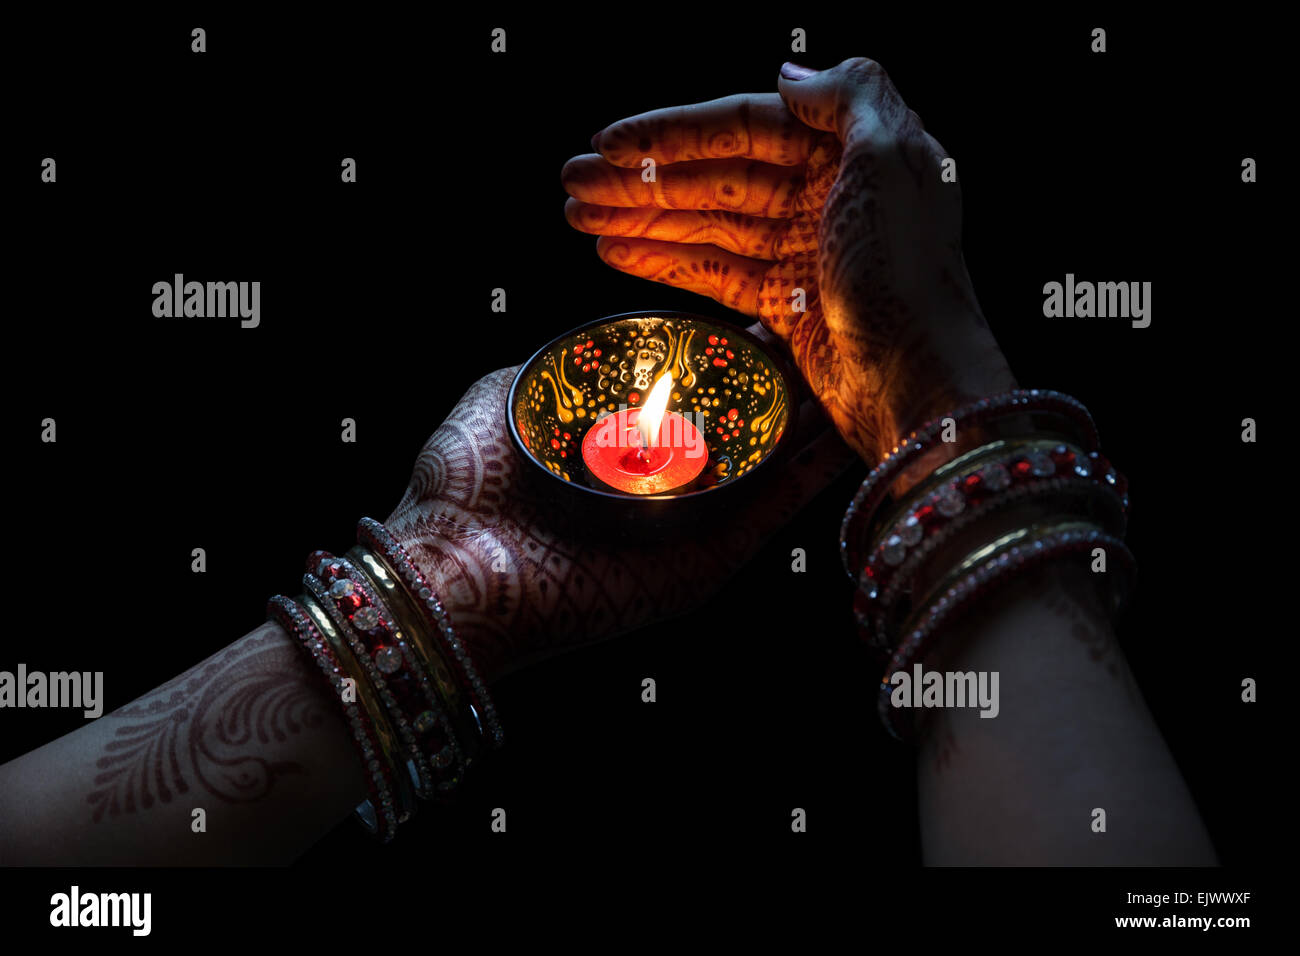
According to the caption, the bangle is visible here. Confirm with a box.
[297,589,419,824]
[357,517,504,749]
[860,476,1126,649]
[347,543,480,775]
[856,445,1127,648]
[312,553,467,795]
[876,521,1136,740]
[840,390,1100,577]
[869,439,1102,551]
[302,570,435,800]
[267,595,404,841]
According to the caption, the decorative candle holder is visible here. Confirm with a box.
[508,311,797,521]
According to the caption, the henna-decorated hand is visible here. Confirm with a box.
[384,368,853,684]
[562,58,1017,465]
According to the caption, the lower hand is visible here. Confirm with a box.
[384,368,854,682]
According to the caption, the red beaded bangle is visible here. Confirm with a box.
[840,390,1101,577]
[856,447,1128,648]
[301,570,437,801]
[267,595,402,841]
[309,553,468,795]
[358,517,504,749]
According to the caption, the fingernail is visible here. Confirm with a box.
[780,62,817,81]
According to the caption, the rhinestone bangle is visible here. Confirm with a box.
[840,390,1101,577]
[856,444,1128,648]
[310,553,467,796]
[347,543,481,776]
[267,595,402,842]
[859,476,1126,650]
[358,517,504,749]
[302,570,435,802]
[298,588,419,825]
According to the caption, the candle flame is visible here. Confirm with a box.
[638,372,674,449]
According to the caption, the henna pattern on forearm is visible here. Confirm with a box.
[920,564,1139,780]
[86,623,337,820]
[919,707,961,776]
[1040,566,1139,704]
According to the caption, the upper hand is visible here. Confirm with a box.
[562,57,1016,464]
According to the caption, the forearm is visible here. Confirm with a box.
[914,562,1217,865]
[0,622,366,865]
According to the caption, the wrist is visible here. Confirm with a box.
[895,315,1016,427]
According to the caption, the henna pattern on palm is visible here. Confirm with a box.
[386,369,852,684]
[87,623,335,820]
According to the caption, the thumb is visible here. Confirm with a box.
[777,56,891,144]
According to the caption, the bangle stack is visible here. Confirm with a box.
[840,390,1136,741]
[268,517,502,842]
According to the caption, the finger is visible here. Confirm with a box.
[595,236,770,316]
[562,154,803,218]
[566,198,819,260]
[777,57,910,149]
[591,93,819,167]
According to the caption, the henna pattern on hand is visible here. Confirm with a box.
[566,71,1018,469]
[87,623,336,821]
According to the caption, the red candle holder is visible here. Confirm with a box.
[508,311,797,512]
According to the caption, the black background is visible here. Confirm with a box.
[2,7,1279,940]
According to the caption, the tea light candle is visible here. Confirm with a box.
[508,310,795,505]
[581,373,708,495]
